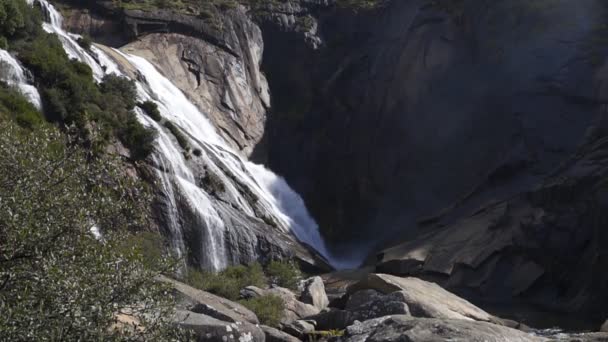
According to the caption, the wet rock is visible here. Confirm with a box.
[300,276,329,310]
[348,274,494,322]
[261,325,302,342]
[173,310,264,342]
[339,315,543,342]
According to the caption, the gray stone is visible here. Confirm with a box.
[601,320,608,332]
[300,276,329,311]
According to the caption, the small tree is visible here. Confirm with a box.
[0,121,189,341]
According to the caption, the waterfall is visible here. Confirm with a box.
[0,49,42,109]
[32,0,352,270]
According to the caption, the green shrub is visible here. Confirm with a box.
[120,115,157,161]
[138,100,162,121]
[185,263,267,301]
[164,120,190,150]
[266,260,302,290]
[240,295,284,327]
[201,169,225,194]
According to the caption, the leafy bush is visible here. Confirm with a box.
[185,263,267,300]
[266,260,302,290]
[239,295,284,327]
[0,120,189,341]
[138,100,162,121]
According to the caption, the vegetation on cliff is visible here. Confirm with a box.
[1,0,155,161]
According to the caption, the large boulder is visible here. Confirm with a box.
[267,287,320,325]
[159,276,259,324]
[347,274,494,322]
[173,310,264,342]
[338,315,543,342]
[300,276,329,311]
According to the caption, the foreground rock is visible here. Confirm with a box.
[173,310,264,342]
[347,274,494,322]
[601,320,608,332]
[300,276,329,311]
[338,315,542,342]
[159,276,259,324]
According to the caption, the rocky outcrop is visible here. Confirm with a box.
[348,274,495,322]
[159,276,259,324]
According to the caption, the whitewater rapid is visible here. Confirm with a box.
[31,0,358,270]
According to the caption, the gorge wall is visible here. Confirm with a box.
[53,0,608,318]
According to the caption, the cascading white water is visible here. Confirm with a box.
[32,0,356,270]
[0,49,42,109]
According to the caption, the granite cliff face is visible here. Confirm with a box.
[55,0,608,318]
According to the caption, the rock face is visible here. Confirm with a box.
[338,315,543,342]
[57,1,331,273]
[375,126,608,314]
[259,0,607,254]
